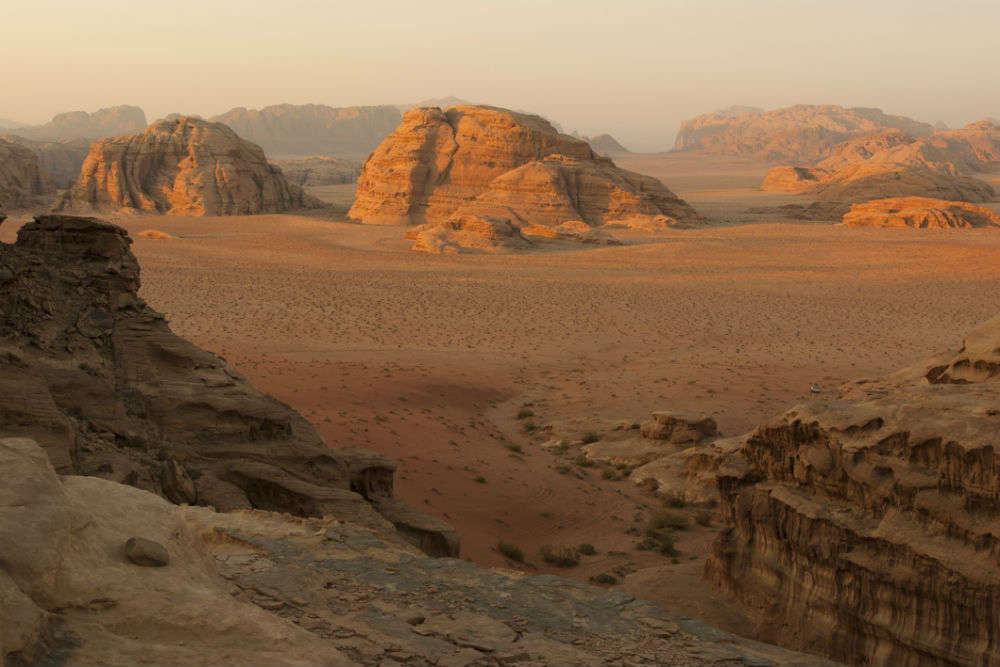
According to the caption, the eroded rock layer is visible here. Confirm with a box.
[349,105,701,240]
[12,105,147,141]
[274,155,362,186]
[61,117,316,216]
[841,197,1000,229]
[0,215,455,556]
[0,436,828,667]
[705,313,1000,666]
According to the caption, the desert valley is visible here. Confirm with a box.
[4,5,1000,664]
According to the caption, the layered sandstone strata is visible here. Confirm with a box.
[0,215,455,556]
[705,313,1000,666]
[349,105,701,244]
[61,117,316,215]
[211,103,402,158]
[675,104,934,162]
[841,197,1000,229]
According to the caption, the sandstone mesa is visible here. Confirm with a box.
[841,197,1000,229]
[60,117,318,216]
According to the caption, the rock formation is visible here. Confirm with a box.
[841,197,1000,229]
[348,105,701,245]
[405,214,533,254]
[704,312,1000,665]
[60,117,316,216]
[0,214,454,556]
[210,104,402,158]
[674,104,934,162]
[2,134,92,188]
[0,137,53,208]
[0,437,827,667]
[12,105,147,141]
[586,133,631,155]
[761,121,1000,212]
[274,155,362,186]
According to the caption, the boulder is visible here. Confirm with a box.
[405,213,533,254]
[60,117,318,216]
[124,537,170,567]
[841,196,1000,229]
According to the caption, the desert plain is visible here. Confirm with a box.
[7,155,997,639]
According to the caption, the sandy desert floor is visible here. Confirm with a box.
[5,155,1000,637]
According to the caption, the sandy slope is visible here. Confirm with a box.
[4,156,999,638]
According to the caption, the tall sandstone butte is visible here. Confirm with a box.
[61,117,316,216]
[348,105,701,240]
[0,214,456,557]
[674,104,935,163]
[703,312,1000,666]
[211,103,402,158]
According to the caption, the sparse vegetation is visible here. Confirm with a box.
[503,442,523,453]
[590,573,617,585]
[522,421,537,433]
[601,469,618,480]
[648,509,690,531]
[497,540,524,562]
[660,492,686,508]
[581,432,601,444]
[474,475,487,484]
[555,465,571,475]
[516,408,535,419]
[577,543,596,556]
[573,454,594,468]
[539,545,580,567]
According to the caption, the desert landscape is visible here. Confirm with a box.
[4,3,1000,665]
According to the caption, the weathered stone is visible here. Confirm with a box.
[841,196,1000,229]
[60,117,318,216]
[0,215,455,557]
[639,411,718,444]
[124,537,170,567]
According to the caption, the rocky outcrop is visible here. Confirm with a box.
[2,134,92,188]
[705,312,1000,666]
[349,105,701,239]
[587,133,630,155]
[0,137,53,208]
[60,117,316,215]
[405,213,533,254]
[211,104,402,158]
[0,214,454,556]
[841,197,1000,229]
[0,436,828,667]
[274,155,362,186]
[12,105,147,141]
[763,121,1000,207]
[675,104,934,162]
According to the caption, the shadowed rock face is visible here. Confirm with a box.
[675,104,934,162]
[0,137,54,208]
[841,197,1000,229]
[273,155,362,185]
[349,105,701,243]
[211,103,402,158]
[705,312,1000,666]
[2,135,92,189]
[0,215,456,556]
[586,133,630,155]
[60,117,318,216]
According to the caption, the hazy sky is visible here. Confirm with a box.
[5,0,1000,151]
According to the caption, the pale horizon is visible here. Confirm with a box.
[6,0,1000,151]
